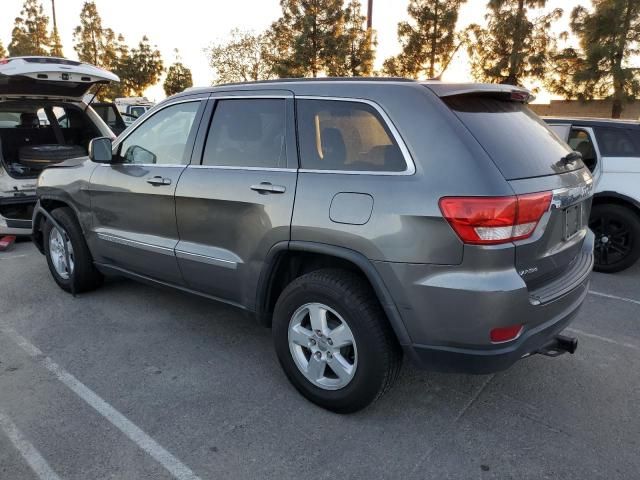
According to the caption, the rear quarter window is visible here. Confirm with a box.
[444,95,581,180]
[296,99,407,172]
[594,126,640,157]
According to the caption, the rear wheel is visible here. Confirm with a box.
[272,269,402,413]
[43,207,103,293]
[590,203,640,273]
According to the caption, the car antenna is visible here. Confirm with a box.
[84,84,104,112]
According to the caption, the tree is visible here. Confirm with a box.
[206,29,274,84]
[50,29,63,57]
[267,0,347,77]
[8,0,51,57]
[546,0,640,118]
[336,0,376,76]
[0,41,6,59]
[164,50,193,96]
[73,1,117,69]
[466,0,562,86]
[119,36,164,96]
[383,0,466,79]
[50,0,63,57]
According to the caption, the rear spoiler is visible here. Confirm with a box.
[422,82,535,103]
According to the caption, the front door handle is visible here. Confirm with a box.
[147,176,171,186]
[250,182,286,194]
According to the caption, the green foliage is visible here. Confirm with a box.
[0,41,7,59]
[267,0,348,77]
[50,28,64,57]
[118,36,164,97]
[8,0,51,57]
[73,2,163,100]
[73,1,115,68]
[383,0,466,79]
[466,0,561,86]
[336,0,375,76]
[546,0,640,118]
[206,29,274,84]
[164,51,193,96]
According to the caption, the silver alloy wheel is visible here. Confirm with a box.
[288,302,358,390]
[48,226,74,280]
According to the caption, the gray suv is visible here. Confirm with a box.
[33,79,594,413]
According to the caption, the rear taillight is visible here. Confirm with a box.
[439,191,552,245]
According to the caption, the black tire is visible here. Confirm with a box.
[272,268,402,413]
[590,203,640,273]
[18,144,87,168]
[42,207,103,293]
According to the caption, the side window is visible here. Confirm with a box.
[297,99,406,172]
[36,107,69,127]
[594,127,640,157]
[202,99,286,168]
[118,101,200,165]
[129,106,147,118]
[568,128,597,172]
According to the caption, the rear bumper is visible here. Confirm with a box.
[375,231,594,374]
[405,280,587,373]
[0,195,36,236]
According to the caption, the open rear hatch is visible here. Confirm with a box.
[430,83,593,301]
[0,57,119,99]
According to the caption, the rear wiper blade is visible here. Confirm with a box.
[560,151,582,164]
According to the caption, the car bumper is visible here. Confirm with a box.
[375,232,594,374]
[0,196,35,236]
[405,281,587,373]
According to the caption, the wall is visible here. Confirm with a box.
[530,100,640,120]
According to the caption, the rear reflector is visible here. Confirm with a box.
[490,325,523,343]
[439,191,552,245]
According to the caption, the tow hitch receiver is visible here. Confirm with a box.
[537,334,578,357]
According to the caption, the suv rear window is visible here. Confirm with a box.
[594,126,640,157]
[443,95,581,180]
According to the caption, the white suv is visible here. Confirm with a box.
[546,118,640,272]
[0,57,118,235]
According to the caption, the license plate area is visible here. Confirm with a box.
[563,203,582,241]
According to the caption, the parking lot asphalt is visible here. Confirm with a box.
[1,239,639,480]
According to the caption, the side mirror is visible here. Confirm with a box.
[89,137,113,163]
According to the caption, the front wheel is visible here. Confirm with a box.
[272,269,402,413]
[43,207,103,293]
[590,203,640,273]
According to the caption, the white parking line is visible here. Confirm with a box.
[0,255,28,260]
[589,290,640,306]
[0,409,63,480]
[2,328,203,480]
[566,327,640,352]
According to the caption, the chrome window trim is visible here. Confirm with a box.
[99,164,186,168]
[187,165,296,172]
[209,95,292,100]
[295,95,416,176]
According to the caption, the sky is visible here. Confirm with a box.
[0,0,587,103]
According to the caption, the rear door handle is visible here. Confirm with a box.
[250,182,286,194]
[147,176,171,186]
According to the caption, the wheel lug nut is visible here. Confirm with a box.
[327,352,332,359]
[327,339,333,346]
[314,351,322,359]
[309,339,316,346]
